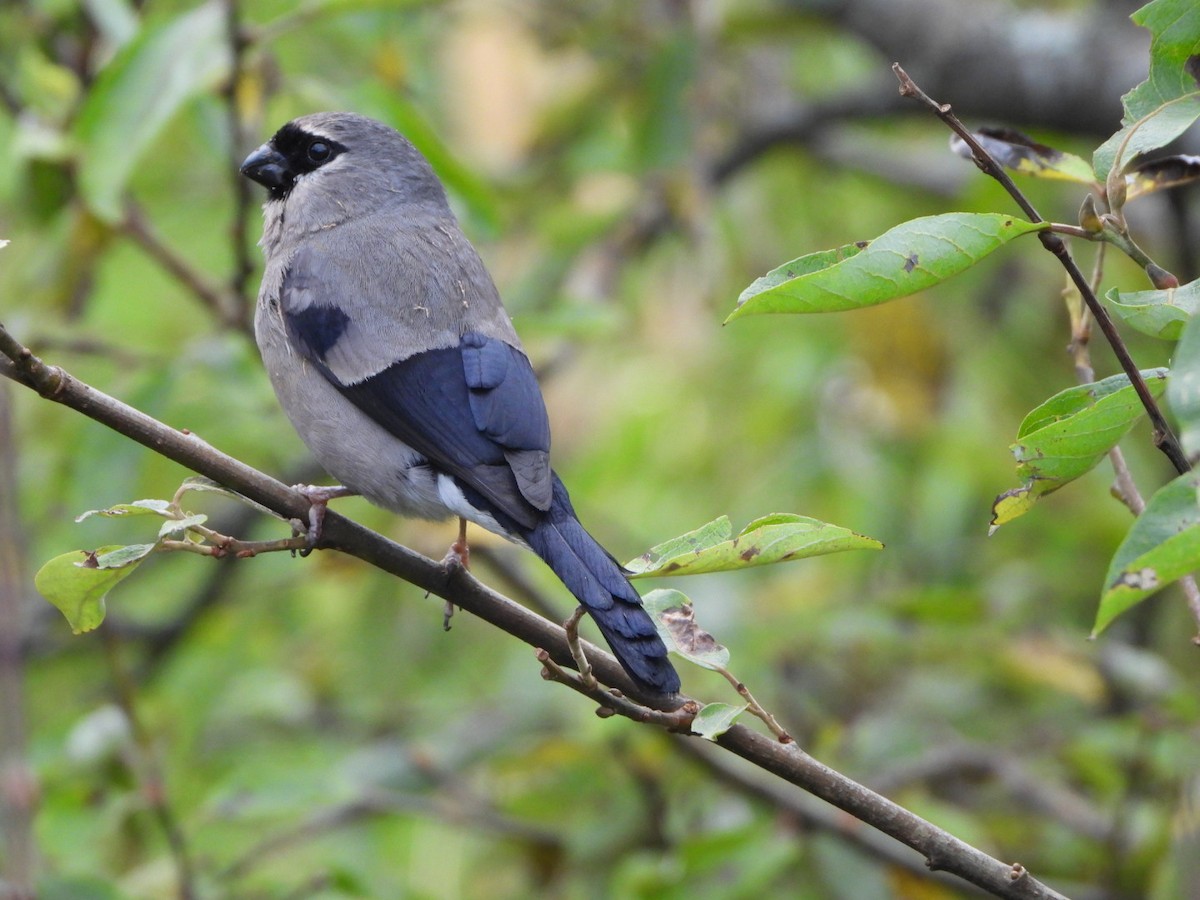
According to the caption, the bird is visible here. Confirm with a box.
[240,112,681,697]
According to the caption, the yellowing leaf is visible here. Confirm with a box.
[991,370,1168,529]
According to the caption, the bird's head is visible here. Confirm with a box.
[241,112,450,224]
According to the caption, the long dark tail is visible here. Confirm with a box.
[524,476,680,696]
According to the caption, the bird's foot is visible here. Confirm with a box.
[291,484,356,556]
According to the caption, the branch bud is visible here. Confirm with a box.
[1078,194,1103,233]
[1145,262,1179,290]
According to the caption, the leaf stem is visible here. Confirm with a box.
[563,607,597,689]
[714,666,792,743]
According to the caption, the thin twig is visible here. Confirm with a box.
[219,786,561,884]
[892,63,1190,476]
[98,625,196,899]
[537,650,696,730]
[563,607,597,689]
[714,666,792,744]
[0,384,36,899]
[120,203,241,331]
[222,0,256,329]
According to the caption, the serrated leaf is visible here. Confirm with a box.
[158,514,208,539]
[627,514,881,578]
[991,370,1169,528]
[643,589,729,670]
[1125,154,1200,201]
[34,546,148,633]
[1106,279,1200,340]
[727,214,1047,321]
[1095,472,1200,635]
[74,1,231,222]
[1093,0,1200,181]
[1168,311,1200,458]
[950,128,1096,184]
[75,499,171,522]
[691,702,747,741]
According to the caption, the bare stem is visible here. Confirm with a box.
[99,625,196,899]
[0,383,36,898]
[121,203,241,330]
[715,666,793,743]
[222,0,256,329]
[893,63,1190,476]
[563,607,597,689]
[537,650,696,729]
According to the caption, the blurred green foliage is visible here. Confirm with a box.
[2,0,1198,897]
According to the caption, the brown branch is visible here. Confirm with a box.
[99,625,196,899]
[0,327,1071,899]
[0,384,36,899]
[675,738,997,896]
[120,203,243,331]
[219,786,562,885]
[222,0,256,329]
[892,63,1191,477]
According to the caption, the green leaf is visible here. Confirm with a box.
[95,544,157,568]
[174,476,281,518]
[626,514,882,578]
[1168,311,1200,458]
[1093,0,1200,181]
[643,589,730,670]
[75,499,171,522]
[1095,472,1200,635]
[951,128,1096,184]
[991,370,1169,528]
[691,703,747,741]
[1106,279,1200,340]
[158,514,208,539]
[737,242,868,303]
[727,214,1047,321]
[34,545,152,634]
[74,1,232,222]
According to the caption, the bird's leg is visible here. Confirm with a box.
[292,484,356,556]
[441,517,470,629]
[442,516,470,570]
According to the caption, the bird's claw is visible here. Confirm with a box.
[291,484,355,556]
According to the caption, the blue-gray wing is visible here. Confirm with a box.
[284,299,553,530]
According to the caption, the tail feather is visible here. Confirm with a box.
[525,477,681,695]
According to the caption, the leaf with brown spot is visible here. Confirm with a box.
[626,514,882,578]
[1096,472,1200,635]
[729,214,1047,320]
[643,589,730,670]
[992,370,1169,529]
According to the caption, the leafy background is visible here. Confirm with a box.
[1,0,1198,897]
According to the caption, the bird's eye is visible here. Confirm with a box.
[307,141,331,163]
